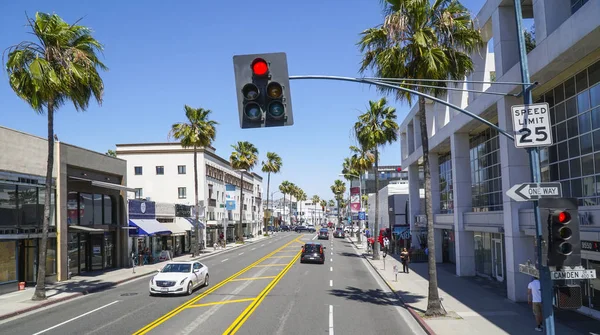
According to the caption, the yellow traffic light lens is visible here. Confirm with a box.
[242,83,260,101]
[244,103,261,121]
[559,242,573,255]
[268,101,284,119]
[558,226,572,239]
[267,82,283,99]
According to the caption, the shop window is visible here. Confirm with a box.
[18,185,38,226]
[46,238,57,276]
[93,194,103,225]
[103,195,114,224]
[80,193,94,225]
[0,241,17,283]
[0,183,18,226]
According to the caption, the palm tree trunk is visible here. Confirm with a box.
[283,193,286,228]
[239,173,244,241]
[265,172,270,234]
[193,146,200,257]
[419,96,445,316]
[372,148,380,260]
[33,101,54,301]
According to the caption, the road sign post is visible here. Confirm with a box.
[506,182,562,202]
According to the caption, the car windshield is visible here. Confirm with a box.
[304,244,321,253]
[161,263,191,273]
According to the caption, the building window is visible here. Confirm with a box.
[46,238,57,276]
[134,166,142,175]
[470,127,502,212]
[439,153,453,214]
[178,187,187,199]
[571,0,589,14]
[539,60,600,206]
[135,188,143,199]
[178,165,186,174]
[0,241,16,283]
[156,166,164,175]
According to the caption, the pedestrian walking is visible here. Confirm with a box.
[400,248,410,273]
[527,277,543,332]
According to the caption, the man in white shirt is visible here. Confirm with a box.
[527,277,543,332]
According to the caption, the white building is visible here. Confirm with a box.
[116,143,263,244]
[398,0,600,316]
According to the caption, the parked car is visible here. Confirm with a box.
[149,261,209,296]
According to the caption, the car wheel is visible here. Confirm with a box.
[186,282,193,295]
[204,274,209,287]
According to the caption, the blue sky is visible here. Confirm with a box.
[0,0,487,201]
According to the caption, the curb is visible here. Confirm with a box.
[347,238,436,335]
[0,270,157,321]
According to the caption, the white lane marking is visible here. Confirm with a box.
[31,300,120,335]
[330,258,333,262]
[329,305,334,335]
[330,266,333,272]
[221,258,229,263]
[261,244,265,247]
[330,252,333,255]
[238,252,244,256]
[330,280,333,287]
[312,234,318,240]
[252,248,256,250]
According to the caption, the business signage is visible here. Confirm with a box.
[581,240,600,252]
[128,199,156,219]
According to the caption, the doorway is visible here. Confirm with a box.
[18,239,37,283]
[579,259,600,319]
[492,238,504,282]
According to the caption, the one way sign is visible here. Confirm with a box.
[506,182,562,202]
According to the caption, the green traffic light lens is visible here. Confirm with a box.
[268,101,285,119]
[558,226,572,239]
[559,242,573,255]
[267,82,283,99]
[244,103,261,121]
[242,83,260,101]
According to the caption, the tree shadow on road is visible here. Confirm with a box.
[329,286,415,308]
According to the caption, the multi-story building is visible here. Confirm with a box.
[115,143,263,246]
[398,0,600,317]
[362,165,409,194]
[0,126,132,294]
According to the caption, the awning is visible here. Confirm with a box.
[175,217,194,231]
[184,217,205,229]
[129,219,171,236]
[69,176,136,193]
[158,221,187,236]
[68,225,106,233]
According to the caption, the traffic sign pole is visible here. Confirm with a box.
[513,0,555,333]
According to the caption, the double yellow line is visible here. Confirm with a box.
[223,251,301,334]
[132,236,302,335]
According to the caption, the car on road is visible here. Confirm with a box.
[333,227,345,238]
[149,261,209,296]
[300,242,326,264]
[318,228,329,240]
[295,225,316,233]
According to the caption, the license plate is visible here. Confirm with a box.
[159,287,169,292]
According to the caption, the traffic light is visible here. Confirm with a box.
[233,52,294,129]
[539,198,580,268]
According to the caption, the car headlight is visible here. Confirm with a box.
[180,278,187,285]
[150,276,155,285]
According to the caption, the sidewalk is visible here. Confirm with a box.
[346,236,600,335]
[0,234,270,321]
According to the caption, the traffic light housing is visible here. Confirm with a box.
[233,53,294,129]
[539,198,580,269]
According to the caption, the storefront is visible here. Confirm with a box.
[473,232,505,282]
[442,229,456,264]
[128,200,178,263]
[579,240,600,319]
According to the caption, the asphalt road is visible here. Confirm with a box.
[0,231,424,335]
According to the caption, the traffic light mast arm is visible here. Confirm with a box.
[288,75,516,141]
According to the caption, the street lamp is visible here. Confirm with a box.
[339,173,364,242]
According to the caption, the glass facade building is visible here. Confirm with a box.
[470,128,503,212]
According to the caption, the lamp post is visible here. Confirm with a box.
[339,173,363,242]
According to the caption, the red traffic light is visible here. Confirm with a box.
[396,167,402,172]
[251,58,269,76]
[557,211,571,224]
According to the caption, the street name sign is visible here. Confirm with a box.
[506,182,562,202]
[511,102,553,148]
[519,264,539,277]
[550,269,597,280]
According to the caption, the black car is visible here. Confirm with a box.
[300,242,326,264]
[318,228,329,240]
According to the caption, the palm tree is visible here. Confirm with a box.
[358,0,483,316]
[261,152,282,232]
[354,98,398,261]
[5,12,107,301]
[350,144,375,242]
[106,150,117,157]
[297,189,307,222]
[319,199,327,224]
[341,157,360,237]
[279,181,292,226]
[170,106,218,256]
[330,180,346,226]
[311,195,320,225]
[289,183,299,224]
[230,141,259,241]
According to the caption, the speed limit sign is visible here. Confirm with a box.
[511,102,553,148]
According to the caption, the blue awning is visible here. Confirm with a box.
[129,219,172,236]
[184,217,205,229]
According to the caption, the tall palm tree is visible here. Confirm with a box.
[319,199,327,224]
[358,0,483,316]
[5,12,107,301]
[341,157,360,237]
[289,183,299,224]
[330,180,346,226]
[170,106,218,256]
[297,189,307,222]
[279,181,292,226]
[261,152,282,232]
[350,144,375,242]
[354,98,398,261]
[311,195,320,225]
[230,141,259,240]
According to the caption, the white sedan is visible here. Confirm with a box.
[149,261,209,296]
